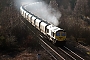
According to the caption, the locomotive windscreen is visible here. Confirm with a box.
[61,32,66,36]
[56,31,66,36]
[56,32,60,36]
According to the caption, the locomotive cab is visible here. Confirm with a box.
[55,30,66,41]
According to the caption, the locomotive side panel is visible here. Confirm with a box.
[46,25,53,37]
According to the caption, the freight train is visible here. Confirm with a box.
[20,3,66,44]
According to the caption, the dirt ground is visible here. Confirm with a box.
[0,47,54,60]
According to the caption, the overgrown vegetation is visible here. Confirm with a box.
[0,0,41,56]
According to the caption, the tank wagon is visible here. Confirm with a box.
[20,4,66,44]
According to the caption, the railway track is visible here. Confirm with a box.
[39,37,65,60]
[58,46,85,60]
[38,34,85,60]
[38,32,87,60]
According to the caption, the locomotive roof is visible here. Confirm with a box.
[46,25,63,33]
[51,26,63,33]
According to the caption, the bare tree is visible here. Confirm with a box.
[74,0,89,16]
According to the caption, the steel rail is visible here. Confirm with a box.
[39,37,65,60]
[64,46,85,60]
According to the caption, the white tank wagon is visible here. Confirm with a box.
[35,19,41,30]
[20,4,66,44]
